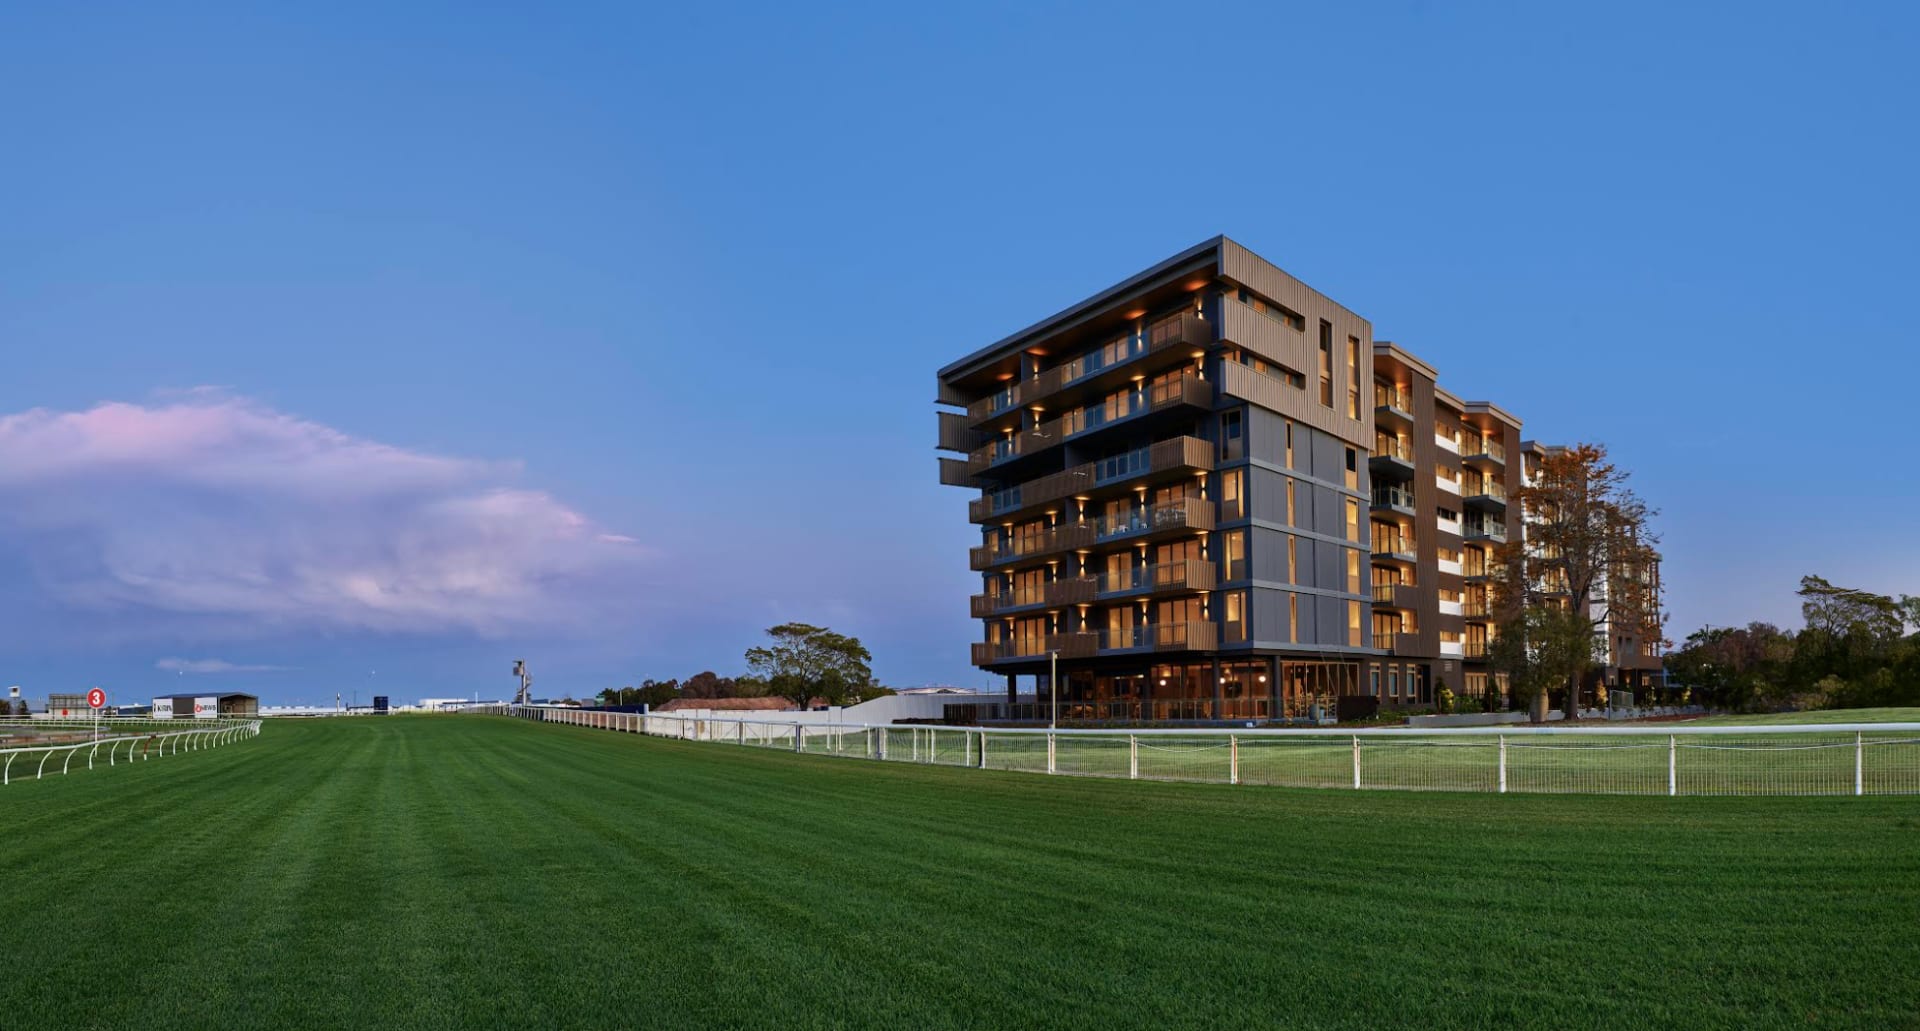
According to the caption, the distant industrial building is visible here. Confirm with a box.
[152,693,259,718]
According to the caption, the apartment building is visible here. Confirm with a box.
[935,236,1659,721]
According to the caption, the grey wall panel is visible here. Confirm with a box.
[1252,586,1291,643]
[1253,527,1291,583]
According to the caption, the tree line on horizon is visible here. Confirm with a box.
[592,622,894,711]
[1666,575,1920,712]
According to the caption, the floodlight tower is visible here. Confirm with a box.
[511,660,533,706]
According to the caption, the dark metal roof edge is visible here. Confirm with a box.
[937,235,1226,380]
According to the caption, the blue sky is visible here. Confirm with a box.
[1,2,1915,705]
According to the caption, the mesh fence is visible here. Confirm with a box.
[490,706,1920,797]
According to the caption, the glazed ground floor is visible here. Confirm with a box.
[977,654,1512,723]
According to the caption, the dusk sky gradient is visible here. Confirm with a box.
[2,3,1916,705]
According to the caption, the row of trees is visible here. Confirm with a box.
[1665,577,1920,711]
[595,623,892,711]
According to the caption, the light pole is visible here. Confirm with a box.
[1049,650,1058,730]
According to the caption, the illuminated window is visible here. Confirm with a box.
[1349,601,1363,647]
[1347,337,1361,419]
[1347,549,1361,593]
[1318,321,1334,407]
[1345,498,1360,542]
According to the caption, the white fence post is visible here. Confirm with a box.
[977,730,986,768]
[1856,732,1864,796]
[878,728,887,761]
[1129,735,1139,780]
[1351,735,1360,789]
[1229,734,1239,785]
[1047,732,1056,775]
[1668,735,1677,796]
[1497,734,1507,794]
[793,721,802,753]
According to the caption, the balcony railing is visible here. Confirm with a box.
[1372,437,1413,462]
[1371,485,1417,512]
[1097,559,1216,597]
[1093,495,1215,542]
[969,521,1096,569]
[1463,480,1507,504]
[970,435,1214,522]
[1371,582,1418,609]
[1374,384,1413,417]
[1372,537,1418,560]
[1463,520,1509,542]
[965,373,1213,474]
[1462,440,1507,464]
[971,620,1220,664]
[964,311,1211,424]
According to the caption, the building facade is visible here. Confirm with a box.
[936,237,1659,721]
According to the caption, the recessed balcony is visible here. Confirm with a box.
[1097,559,1217,600]
[970,620,1219,666]
[1369,438,1416,480]
[963,311,1212,428]
[1462,481,1507,513]
[1462,520,1508,544]
[969,435,1214,523]
[1371,538,1418,566]
[1370,485,1417,518]
[1370,582,1420,610]
[969,521,1096,570]
[1374,385,1414,428]
[964,373,1215,476]
[1461,440,1506,468]
[1371,631,1421,655]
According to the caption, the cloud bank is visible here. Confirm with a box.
[154,657,289,674]
[0,394,645,639]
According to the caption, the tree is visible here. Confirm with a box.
[637,678,680,709]
[1491,443,1662,721]
[744,623,875,709]
[681,671,741,699]
[1488,604,1594,721]
[1665,623,1794,712]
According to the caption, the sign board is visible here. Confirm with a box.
[153,698,175,719]
[194,695,218,719]
[87,688,106,709]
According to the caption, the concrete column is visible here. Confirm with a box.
[1211,658,1224,721]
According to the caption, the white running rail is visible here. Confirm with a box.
[475,705,1920,797]
[0,719,264,786]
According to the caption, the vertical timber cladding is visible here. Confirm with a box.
[1216,239,1372,450]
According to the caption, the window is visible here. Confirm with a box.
[1370,667,1381,697]
[1347,548,1361,594]
[1345,498,1360,542]
[1219,410,1244,461]
[1286,478,1296,526]
[1287,535,1297,584]
[1289,592,1299,641]
[1389,666,1400,698]
[1223,590,1248,643]
[1347,337,1361,419]
[1237,288,1305,331]
[1345,447,1358,489]
[1285,420,1294,468]
[1220,469,1245,520]
[1222,530,1247,581]
[1438,507,1458,522]
[1318,321,1334,407]
[1348,601,1363,647]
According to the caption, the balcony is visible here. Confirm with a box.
[1369,438,1415,480]
[971,620,1219,666]
[969,576,1099,618]
[1371,631,1421,655]
[1095,496,1216,546]
[1461,440,1506,468]
[1462,481,1507,512]
[1463,642,1490,659]
[969,521,1096,570]
[1374,384,1414,427]
[963,311,1212,426]
[1099,621,1220,654]
[970,436,1214,523]
[1462,598,1492,620]
[1371,538,1418,565]
[964,374,1214,475]
[1371,582,1420,610]
[1097,559,1217,599]
[1463,520,1508,543]
[1370,485,1417,518]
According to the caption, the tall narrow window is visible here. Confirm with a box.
[1222,530,1246,581]
[1347,337,1361,419]
[1349,601,1363,647]
[1345,446,1358,490]
[1345,498,1360,543]
[1289,592,1299,642]
[1347,548,1361,594]
[1285,478,1296,526]
[1219,410,1244,461]
[1287,535,1297,584]
[1285,420,1294,468]
[1318,321,1334,407]
[1220,469,1245,520]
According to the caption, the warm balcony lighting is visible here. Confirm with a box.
[1185,279,1206,291]
[1130,374,1145,382]
[1257,674,1267,683]
[1125,308,1146,320]
[1190,351,1204,359]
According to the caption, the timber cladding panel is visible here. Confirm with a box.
[1217,240,1371,450]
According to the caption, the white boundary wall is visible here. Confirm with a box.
[481,706,1920,798]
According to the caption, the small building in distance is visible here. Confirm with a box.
[654,697,801,714]
[152,692,260,719]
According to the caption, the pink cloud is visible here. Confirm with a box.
[0,394,646,638]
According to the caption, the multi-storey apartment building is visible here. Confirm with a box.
[935,236,1659,721]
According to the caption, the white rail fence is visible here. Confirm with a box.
[0,718,263,786]
[477,706,1920,797]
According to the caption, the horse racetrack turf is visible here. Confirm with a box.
[2,715,1916,1029]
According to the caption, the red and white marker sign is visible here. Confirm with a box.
[87,687,106,710]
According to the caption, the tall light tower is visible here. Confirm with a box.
[511,660,533,706]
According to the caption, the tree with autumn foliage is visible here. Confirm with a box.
[1489,442,1663,722]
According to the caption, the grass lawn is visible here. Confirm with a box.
[3,716,1917,1029]
[1683,707,1920,726]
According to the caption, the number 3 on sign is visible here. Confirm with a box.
[88,688,106,710]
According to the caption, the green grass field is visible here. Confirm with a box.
[3,716,1917,1029]
[1684,707,1920,726]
